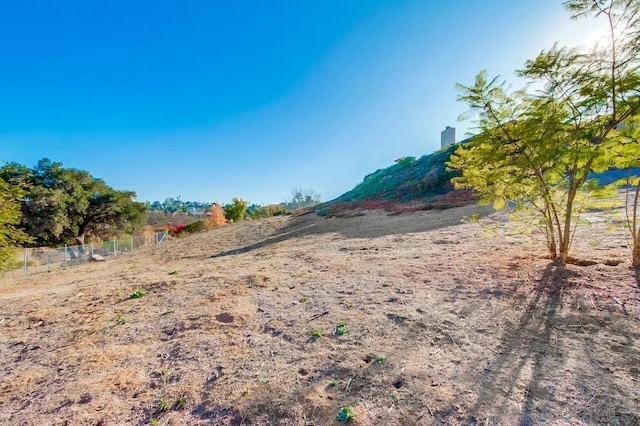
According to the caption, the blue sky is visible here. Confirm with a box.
[0,0,604,204]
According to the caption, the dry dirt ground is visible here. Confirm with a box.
[1,204,639,425]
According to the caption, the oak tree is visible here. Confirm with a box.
[0,159,146,247]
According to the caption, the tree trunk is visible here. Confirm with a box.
[75,233,86,254]
[546,232,557,260]
[632,181,639,268]
[559,186,579,265]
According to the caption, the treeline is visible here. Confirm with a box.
[147,188,322,221]
[0,159,322,270]
[163,190,322,238]
[148,198,212,214]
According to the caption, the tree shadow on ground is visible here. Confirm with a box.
[459,263,564,425]
[212,205,492,258]
[457,263,640,425]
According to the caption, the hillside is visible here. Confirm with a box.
[1,204,638,424]
[321,144,474,214]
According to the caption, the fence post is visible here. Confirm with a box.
[23,248,28,277]
[64,245,68,267]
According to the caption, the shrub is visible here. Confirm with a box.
[167,223,185,237]
[181,220,210,234]
[224,198,248,222]
[337,407,355,422]
[129,289,146,299]
[208,204,227,227]
[247,203,289,219]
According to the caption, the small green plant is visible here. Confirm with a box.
[163,308,175,315]
[149,417,158,426]
[115,312,127,325]
[316,207,329,217]
[382,282,389,287]
[337,406,355,422]
[300,296,311,303]
[130,289,146,299]
[334,321,347,336]
[373,355,386,364]
[469,212,482,223]
[168,270,179,275]
[311,329,323,339]
[328,379,337,388]
[161,367,169,385]
[158,396,170,412]
[176,394,187,410]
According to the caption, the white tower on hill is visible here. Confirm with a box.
[441,126,455,149]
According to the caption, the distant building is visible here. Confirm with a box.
[441,126,456,149]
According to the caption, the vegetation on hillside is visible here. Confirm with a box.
[247,203,288,219]
[316,144,474,217]
[334,146,459,203]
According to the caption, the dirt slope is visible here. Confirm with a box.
[0,204,639,425]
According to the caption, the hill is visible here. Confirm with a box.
[319,144,475,216]
[0,204,637,424]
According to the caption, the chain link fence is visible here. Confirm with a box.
[5,231,168,278]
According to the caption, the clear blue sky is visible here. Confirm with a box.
[0,0,602,204]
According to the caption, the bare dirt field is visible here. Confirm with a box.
[1,204,639,425]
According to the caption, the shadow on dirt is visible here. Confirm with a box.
[454,263,640,425]
[459,263,564,425]
[212,206,491,258]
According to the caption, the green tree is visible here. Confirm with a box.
[0,178,32,271]
[448,0,639,264]
[0,159,146,247]
[609,114,640,266]
[224,197,248,222]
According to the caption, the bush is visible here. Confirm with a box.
[224,198,248,222]
[247,203,289,219]
[167,223,185,237]
[208,204,227,227]
[181,220,210,234]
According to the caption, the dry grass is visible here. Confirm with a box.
[0,203,639,425]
